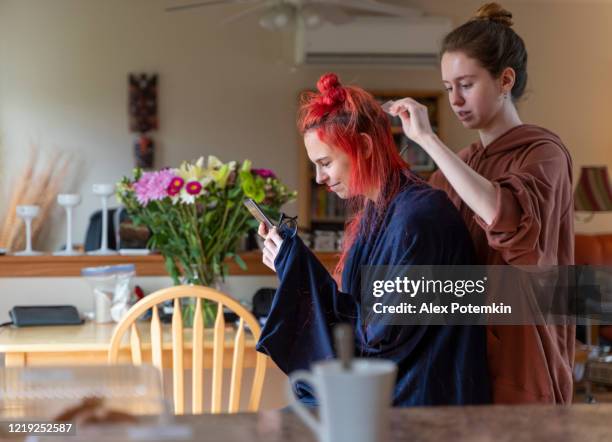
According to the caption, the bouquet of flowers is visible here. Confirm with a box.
[116,156,296,324]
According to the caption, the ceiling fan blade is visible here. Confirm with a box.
[220,2,272,25]
[165,0,259,12]
[322,0,423,18]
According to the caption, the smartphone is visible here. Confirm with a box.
[243,198,275,230]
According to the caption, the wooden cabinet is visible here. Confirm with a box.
[297,90,444,230]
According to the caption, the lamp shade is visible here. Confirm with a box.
[574,166,612,211]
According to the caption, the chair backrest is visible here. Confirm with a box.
[107,285,267,415]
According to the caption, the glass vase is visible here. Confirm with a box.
[179,267,220,328]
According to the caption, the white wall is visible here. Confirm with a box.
[0,0,610,252]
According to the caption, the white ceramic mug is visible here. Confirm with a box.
[287,359,397,442]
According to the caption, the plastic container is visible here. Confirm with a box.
[81,264,135,323]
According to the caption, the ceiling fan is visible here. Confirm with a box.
[165,0,423,31]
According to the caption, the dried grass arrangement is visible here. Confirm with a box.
[0,146,72,251]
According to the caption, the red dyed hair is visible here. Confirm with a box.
[298,73,415,278]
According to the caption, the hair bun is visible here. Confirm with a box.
[474,2,513,27]
[316,73,346,107]
[317,73,341,94]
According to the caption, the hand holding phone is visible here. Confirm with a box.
[244,198,284,272]
[258,222,269,239]
[261,226,283,272]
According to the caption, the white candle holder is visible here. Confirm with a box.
[15,205,43,256]
[54,193,82,256]
[87,184,118,256]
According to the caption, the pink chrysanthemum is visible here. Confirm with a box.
[133,169,176,205]
[186,181,203,195]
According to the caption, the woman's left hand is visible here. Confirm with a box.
[261,226,283,272]
[388,98,434,145]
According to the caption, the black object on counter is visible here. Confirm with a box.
[9,305,83,327]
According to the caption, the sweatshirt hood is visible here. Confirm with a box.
[468,124,571,166]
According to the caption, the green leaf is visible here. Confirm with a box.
[228,186,242,199]
[164,255,181,285]
[234,254,247,271]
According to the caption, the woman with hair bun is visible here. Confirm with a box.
[255,73,491,406]
[389,2,574,404]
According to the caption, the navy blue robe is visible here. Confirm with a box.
[256,176,491,406]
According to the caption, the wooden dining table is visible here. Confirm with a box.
[0,320,261,368]
[1,403,611,441]
[176,403,612,441]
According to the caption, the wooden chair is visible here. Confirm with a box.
[107,285,267,415]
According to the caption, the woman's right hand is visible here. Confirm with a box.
[258,222,283,273]
[388,98,435,145]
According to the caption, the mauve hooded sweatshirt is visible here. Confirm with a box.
[430,124,575,404]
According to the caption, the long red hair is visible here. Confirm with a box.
[298,73,414,277]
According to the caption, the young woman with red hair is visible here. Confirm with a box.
[255,73,491,406]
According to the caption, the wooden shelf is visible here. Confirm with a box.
[0,251,340,277]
